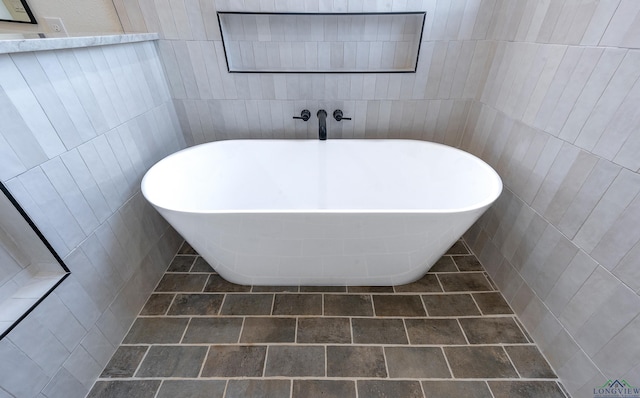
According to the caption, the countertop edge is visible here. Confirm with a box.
[0,33,160,54]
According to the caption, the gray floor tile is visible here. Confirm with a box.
[438,273,493,292]
[422,381,493,398]
[135,345,207,377]
[177,241,197,255]
[155,274,208,292]
[226,380,291,398]
[182,317,243,343]
[272,293,322,315]
[201,346,267,377]
[240,317,296,343]
[373,295,426,316]
[297,317,351,344]
[140,294,174,316]
[446,241,469,254]
[292,380,356,398]
[422,294,481,316]
[123,318,189,344]
[385,347,451,378]
[100,346,148,378]
[504,345,557,378]
[167,294,224,315]
[100,243,566,398]
[327,346,387,378]
[488,381,566,398]
[156,380,226,398]
[190,257,214,272]
[358,380,424,398]
[324,294,373,316]
[444,346,518,378]
[458,317,529,344]
[405,318,467,345]
[352,318,408,344]
[204,275,251,292]
[429,256,458,272]
[264,345,325,377]
[348,286,394,293]
[252,285,299,292]
[220,294,273,315]
[453,255,484,271]
[472,292,513,314]
[167,255,196,272]
[88,380,160,398]
[300,286,346,292]
[394,274,442,293]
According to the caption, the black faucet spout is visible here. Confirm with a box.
[317,109,327,140]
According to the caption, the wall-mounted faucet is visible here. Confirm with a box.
[333,109,351,121]
[293,109,311,121]
[317,110,327,140]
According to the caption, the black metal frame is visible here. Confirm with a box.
[0,182,70,340]
[0,0,37,24]
[217,11,426,74]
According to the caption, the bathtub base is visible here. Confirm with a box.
[159,210,487,286]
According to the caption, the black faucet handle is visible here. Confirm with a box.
[293,109,311,121]
[333,109,351,121]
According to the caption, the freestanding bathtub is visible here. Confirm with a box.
[142,139,502,286]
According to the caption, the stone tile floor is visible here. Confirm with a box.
[88,240,569,398]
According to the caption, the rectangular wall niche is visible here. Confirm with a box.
[217,12,426,73]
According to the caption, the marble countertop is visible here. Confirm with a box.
[0,33,159,54]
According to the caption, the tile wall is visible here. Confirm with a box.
[218,12,424,72]
[113,1,640,397]
[114,0,495,145]
[460,1,640,397]
[0,40,186,397]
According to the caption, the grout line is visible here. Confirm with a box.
[117,342,540,348]
[486,380,497,398]
[402,318,411,344]
[262,345,270,378]
[152,380,163,398]
[222,380,229,398]
[457,318,471,345]
[135,313,521,320]
[370,294,375,316]
[439,346,455,379]
[468,294,484,316]
[270,294,276,315]
[237,317,246,344]
[131,345,151,378]
[381,346,390,378]
[324,345,327,378]
[502,346,522,378]
[218,294,227,316]
[420,295,430,316]
[178,317,192,344]
[197,345,211,378]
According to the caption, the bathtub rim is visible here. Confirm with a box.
[141,138,503,215]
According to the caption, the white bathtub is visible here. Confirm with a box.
[142,139,502,286]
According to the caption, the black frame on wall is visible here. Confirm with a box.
[0,182,70,340]
[0,0,37,24]
[217,11,427,74]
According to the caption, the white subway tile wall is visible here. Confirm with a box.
[102,0,640,396]
[0,40,185,397]
[460,0,640,394]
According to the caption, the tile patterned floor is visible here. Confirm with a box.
[88,240,569,398]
